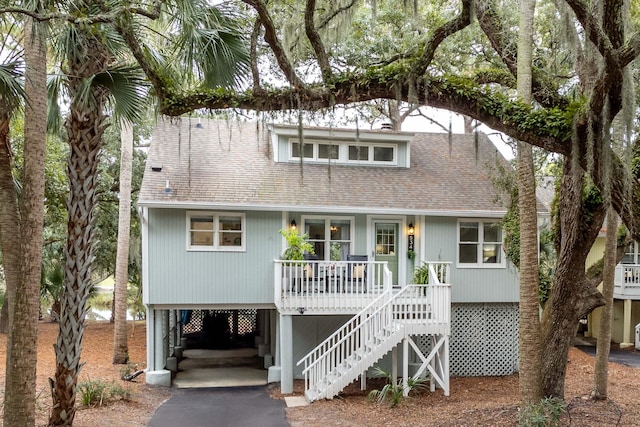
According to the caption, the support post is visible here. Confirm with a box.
[146,306,155,370]
[155,309,165,370]
[402,338,409,396]
[392,346,398,386]
[280,314,294,393]
[621,299,634,348]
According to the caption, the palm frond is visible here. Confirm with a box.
[47,72,65,135]
[0,60,25,111]
[92,65,149,123]
[169,0,250,89]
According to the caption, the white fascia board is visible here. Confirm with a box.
[269,124,415,143]
[138,199,507,217]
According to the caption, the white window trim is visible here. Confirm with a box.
[301,215,355,260]
[288,139,397,166]
[186,211,246,252]
[456,219,506,268]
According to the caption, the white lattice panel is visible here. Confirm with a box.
[416,303,519,376]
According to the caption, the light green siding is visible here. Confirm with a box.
[423,217,519,303]
[147,209,281,305]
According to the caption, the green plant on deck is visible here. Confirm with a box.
[519,396,566,427]
[367,366,427,407]
[412,262,430,284]
[279,228,314,260]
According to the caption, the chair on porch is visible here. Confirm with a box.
[303,254,325,293]
[345,255,368,293]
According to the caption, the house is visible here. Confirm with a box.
[138,117,528,398]
[585,234,640,348]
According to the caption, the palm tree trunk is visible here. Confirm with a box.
[3,14,47,426]
[592,208,618,398]
[113,119,133,364]
[49,36,109,425]
[516,0,541,404]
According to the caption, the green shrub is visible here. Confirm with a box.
[77,378,131,407]
[519,397,566,427]
[367,366,427,407]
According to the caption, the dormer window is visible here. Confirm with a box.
[290,139,397,165]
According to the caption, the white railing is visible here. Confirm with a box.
[614,264,640,299]
[274,260,392,312]
[426,261,451,286]
[298,283,451,401]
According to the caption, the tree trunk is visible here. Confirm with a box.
[49,35,110,425]
[592,208,617,398]
[3,14,48,426]
[516,0,541,404]
[539,159,607,398]
[113,119,133,364]
[0,113,19,337]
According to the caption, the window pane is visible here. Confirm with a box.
[191,217,214,231]
[373,146,394,162]
[330,220,350,241]
[306,220,325,241]
[190,217,214,246]
[219,216,242,231]
[376,224,396,255]
[483,222,502,242]
[219,232,242,247]
[191,231,213,246]
[318,144,338,160]
[482,244,501,263]
[348,145,369,161]
[292,142,313,158]
[460,222,478,242]
[459,243,477,263]
[622,242,636,264]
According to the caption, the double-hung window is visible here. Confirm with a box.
[187,211,245,251]
[622,241,639,264]
[458,220,504,267]
[302,216,354,260]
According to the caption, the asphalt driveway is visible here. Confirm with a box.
[576,345,640,368]
[147,386,289,427]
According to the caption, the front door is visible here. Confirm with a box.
[374,222,399,286]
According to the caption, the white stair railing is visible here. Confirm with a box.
[298,283,440,401]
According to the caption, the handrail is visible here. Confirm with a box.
[296,288,393,369]
[298,284,450,400]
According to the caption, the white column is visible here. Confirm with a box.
[155,309,165,369]
[402,338,409,396]
[280,314,294,393]
[621,299,634,348]
[146,306,155,370]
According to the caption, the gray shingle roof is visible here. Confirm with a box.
[139,118,526,216]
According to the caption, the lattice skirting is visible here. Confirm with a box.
[181,309,258,349]
[415,303,519,376]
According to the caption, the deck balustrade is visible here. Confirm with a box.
[614,264,640,299]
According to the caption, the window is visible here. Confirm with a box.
[622,241,639,264]
[187,211,245,251]
[302,216,353,260]
[458,220,504,267]
[289,139,397,165]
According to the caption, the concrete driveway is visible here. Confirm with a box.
[147,386,289,427]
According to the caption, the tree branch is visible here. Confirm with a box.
[411,0,473,76]
[475,0,566,108]
[242,0,304,88]
[250,18,263,91]
[564,0,617,66]
[305,0,332,81]
[619,31,640,67]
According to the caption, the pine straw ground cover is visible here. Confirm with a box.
[0,321,639,426]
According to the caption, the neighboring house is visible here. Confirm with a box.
[585,235,640,348]
[138,118,529,398]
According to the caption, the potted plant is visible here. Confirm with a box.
[280,227,314,261]
[279,228,315,286]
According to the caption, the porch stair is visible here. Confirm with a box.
[298,283,449,402]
